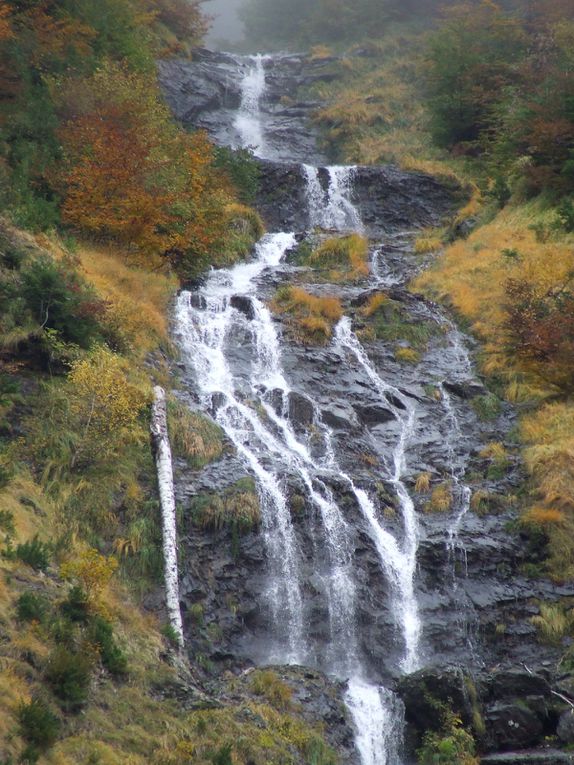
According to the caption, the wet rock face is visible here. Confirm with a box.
[158,50,243,124]
[163,46,574,764]
[158,48,332,164]
[255,160,455,234]
[397,666,563,760]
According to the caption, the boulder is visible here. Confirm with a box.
[397,667,472,740]
[288,392,315,429]
[355,403,395,425]
[483,702,544,751]
[230,295,255,320]
[321,403,359,431]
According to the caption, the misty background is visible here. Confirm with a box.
[204,0,245,45]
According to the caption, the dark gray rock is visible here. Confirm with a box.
[230,295,256,319]
[288,391,315,429]
[485,671,551,702]
[484,702,544,751]
[355,403,395,425]
[481,753,574,765]
[443,380,487,399]
[397,667,473,741]
[557,709,574,744]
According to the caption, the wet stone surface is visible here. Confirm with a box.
[162,47,574,764]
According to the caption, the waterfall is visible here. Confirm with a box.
[302,164,325,228]
[302,164,364,231]
[324,166,364,231]
[345,680,405,765]
[334,319,422,674]
[440,383,472,557]
[174,54,462,765]
[175,233,307,664]
[233,54,268,155]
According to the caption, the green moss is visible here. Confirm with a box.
[471,394,502,422]
[365,296,438,350]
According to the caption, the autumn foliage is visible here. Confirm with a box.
[56,63,229,277]
[504,277,574,392]
[0,2,12,41]
[0,0,236,274]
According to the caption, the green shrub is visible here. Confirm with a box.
[0,509,14,533]
[555,198,574,233]
[20,256,105,348]
[213,146,260,203]
[210,744,233,765]
[1,243,26,271]
[45,647,93,712]
[471,394,502,421]
[18,697,60,753]
[14,536,51,571]
[49,616,77,647]
[16,591,48,623]
[161,622,181,647]
[417,715,478,765]
[88,615,128,676]
[60,585,90,624]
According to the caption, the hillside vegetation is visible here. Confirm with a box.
[0,2,337,763]
[2,0,574,761]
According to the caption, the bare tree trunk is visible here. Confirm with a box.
[151,385,184,647]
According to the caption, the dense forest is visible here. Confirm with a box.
[1,0,574,763]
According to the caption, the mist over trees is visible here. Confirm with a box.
[239,0,454,48]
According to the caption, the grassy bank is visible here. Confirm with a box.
[414,203,574,581]
[0,219,339,764]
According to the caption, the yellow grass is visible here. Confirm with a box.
[308,234,370,281]
[414,201,574,387]
[272,286,343,344]
[361,292,388,317]
[426,481,453,513]
[414,234,442,254]
[415,471,432,493]
[394,346,419,364]
[479,442,508,462]
[77,243,177,358]
[531,603,574,645]
[522,507,566,527]
[470,489,491,514]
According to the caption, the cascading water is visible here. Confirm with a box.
[233,54,268,155]
[175,234,307,664]
[334,319,421,674]
[303,164,364,231]
[174,53,481,765]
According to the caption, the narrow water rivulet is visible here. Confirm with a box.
[172,53,491,764]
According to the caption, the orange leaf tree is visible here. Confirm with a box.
[0,2,12,41]
[57,61,230,278]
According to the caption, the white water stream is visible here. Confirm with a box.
[233,54,268,156]
[303,164,364,231]
[174,54,477,765]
